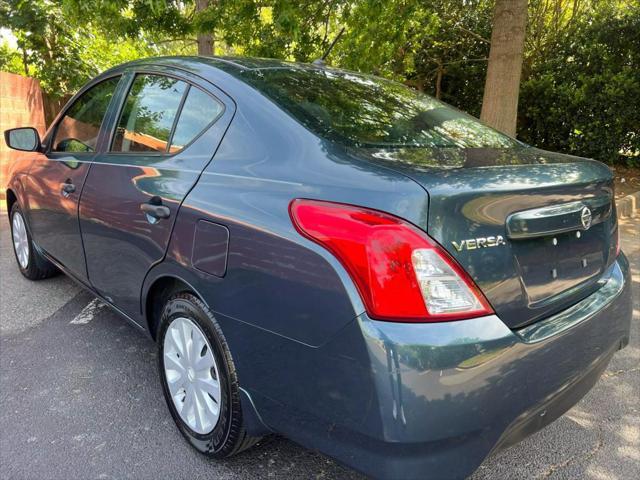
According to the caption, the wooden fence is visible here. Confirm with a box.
[0,72,47,199]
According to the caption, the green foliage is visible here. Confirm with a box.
[0,0,638,163]
[337,0,492,103]
[0,40,23,73]
[518,4,640,164]
[0,0,92,97]
[0,0,191,98]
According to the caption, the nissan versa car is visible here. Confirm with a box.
[4,57,632,479]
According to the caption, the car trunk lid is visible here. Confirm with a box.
[348,147,617,329]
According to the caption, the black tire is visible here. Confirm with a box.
[9,203,58,280]
[157,292,261,458]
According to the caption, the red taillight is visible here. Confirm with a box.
[289,199,494,322]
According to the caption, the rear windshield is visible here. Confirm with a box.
[242,67,519,149]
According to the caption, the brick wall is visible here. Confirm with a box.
[0,72,47,199]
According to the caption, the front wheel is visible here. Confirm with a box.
[10,204,58,280]
[157,293,260,458]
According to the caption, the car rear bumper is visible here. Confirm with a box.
[324,254,632,479]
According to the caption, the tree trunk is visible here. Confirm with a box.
[435,62,443,100]
[480,0,528,137]
[21,47,28,76]
[196,0,214,55]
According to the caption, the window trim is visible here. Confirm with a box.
[48,74,123,156]
[166,84,191,153]
[107,71,225,157]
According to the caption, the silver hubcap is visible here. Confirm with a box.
[163,317,221,434]
[12,212,29,269]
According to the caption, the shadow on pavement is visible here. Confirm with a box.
[0,216,638,479]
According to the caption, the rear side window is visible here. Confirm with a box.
[111,74,187,153]
[170,87,224,151]
[53,76,120,153]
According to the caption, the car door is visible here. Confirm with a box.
[79,69,233,318]
[23,75,122,282]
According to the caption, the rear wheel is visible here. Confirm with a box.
[10,204,58,280]
[157,292,260,457]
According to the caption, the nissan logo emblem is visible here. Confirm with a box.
[580,206,592,230]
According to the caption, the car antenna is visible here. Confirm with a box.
[312,27,345,67]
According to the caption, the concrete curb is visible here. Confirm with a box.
[616,191,640,219]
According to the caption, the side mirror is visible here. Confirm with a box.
[4,127,41,152]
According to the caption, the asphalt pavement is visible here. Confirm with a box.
[0,213,638,480]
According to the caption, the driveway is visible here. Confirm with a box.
[1,214,638,480]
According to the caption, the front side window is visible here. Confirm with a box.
[111,75,187,153]
[53,77,120,153]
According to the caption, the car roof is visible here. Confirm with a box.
[104,55,324,77]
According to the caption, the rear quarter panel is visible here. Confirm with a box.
[161,84,430,346]
[148,80,430,435]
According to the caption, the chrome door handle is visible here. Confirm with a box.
[140,201,171,222]
[61,180,75,197]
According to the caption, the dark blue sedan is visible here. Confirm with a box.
[4,56,632,479]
